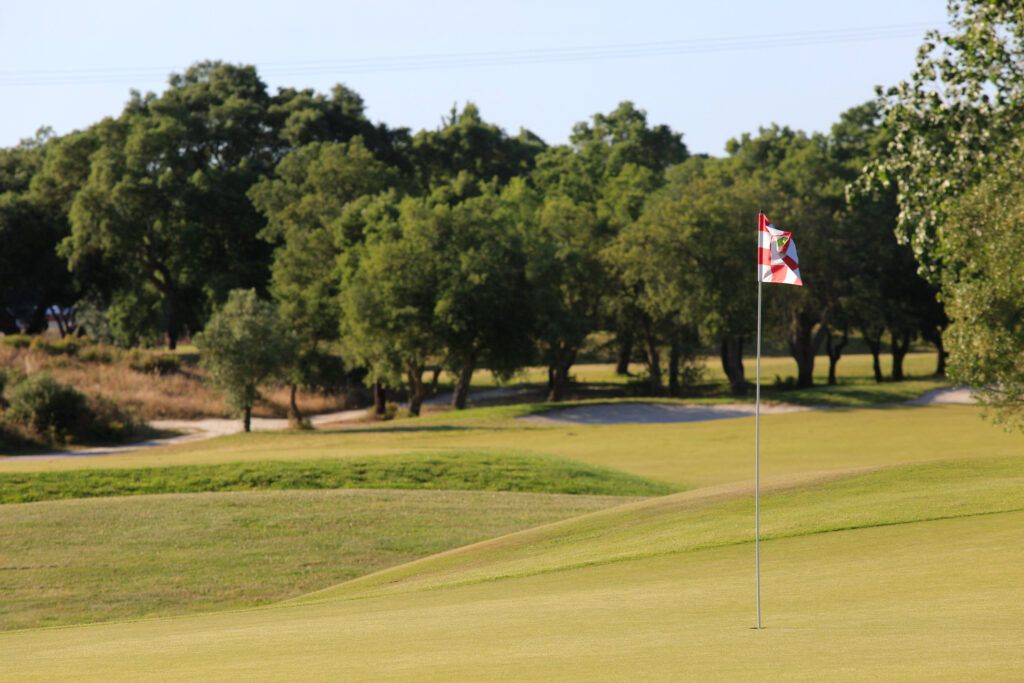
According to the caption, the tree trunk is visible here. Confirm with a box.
[373,380,386,417]
[288,382,303,424]
[547,348,578,403]
[933,337,948,376]
[825,328,849,386]
[407,365,427,416]
[430,367,442,394]
[668,336,681,397]
[548,365,567,403]
[720,336,746,395]
[243,405,252,433]
[789,322,829,389]
[54,309,70,338]
[643,324,662,394]
[615,330,633,376]
[891,330,912,381]
[862,328,884,382]
[452,354,477,410]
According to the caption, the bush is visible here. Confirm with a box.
[773,375,798,390]
[84,394,140,442]
[78,344,117,364]
[127,350,181,375]
[367,401,400,421]
[30,337,86,357]
[7,373,90,442]
[0,335,32,349]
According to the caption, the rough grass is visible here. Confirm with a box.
[0,488,636,632]
[0,451,679,504]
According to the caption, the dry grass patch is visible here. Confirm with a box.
[0,344,354,421]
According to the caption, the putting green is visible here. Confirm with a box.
[3,511,1020,680]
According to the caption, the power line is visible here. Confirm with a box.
[0,22,940,87]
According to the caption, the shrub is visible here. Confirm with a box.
[84,394,140,442]
[127,349,181,376]
[78,345,117,364]
[0,335,32,349]
[7,373,90,442]
[773,375,798,390]
[368,400,400,421]
[29,337,85,357]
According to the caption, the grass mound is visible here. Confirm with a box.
[0,451,679,503]
[0,488,636,631]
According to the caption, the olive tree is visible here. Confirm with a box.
[195,289,296,432]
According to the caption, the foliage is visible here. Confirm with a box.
[941,149,1024,427]
[0,128,76,334]
[865,1,1024,278]
[194,289,297,430]
[126,349,182,376]
[410,102,545,191]
[59,62,399,348]
[6,372,90,441]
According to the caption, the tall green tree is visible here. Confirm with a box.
[523,188,609,401]
[61,62,391,348]
[536,102,688,381]
[864,1,1024,280]
[862,2,1016,407]
[727,125,853,388]
[940,146,1024,427]
[0,129,73,334]
[433,183,536,409]
[249,137,402,419]
[621,156,774,395]
[338,195,442,416]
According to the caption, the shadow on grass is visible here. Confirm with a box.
[316,424,515,436]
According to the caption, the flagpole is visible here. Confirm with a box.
[755,217,763,630]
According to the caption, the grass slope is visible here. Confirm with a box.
[0,488,635,631]
[297,455,1024,602]
[0,451,677,503]
[2,455,1022,680]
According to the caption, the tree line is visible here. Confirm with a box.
[0,56,950,417]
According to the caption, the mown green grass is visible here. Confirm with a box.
[5,404,1013,494]
[299,454,1024,602]
[0,451,678,504]
[3,454,1022,680]
[0,488,636,632]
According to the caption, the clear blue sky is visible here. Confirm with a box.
[0,0,948,155]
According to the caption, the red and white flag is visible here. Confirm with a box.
[757,213,802,286]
